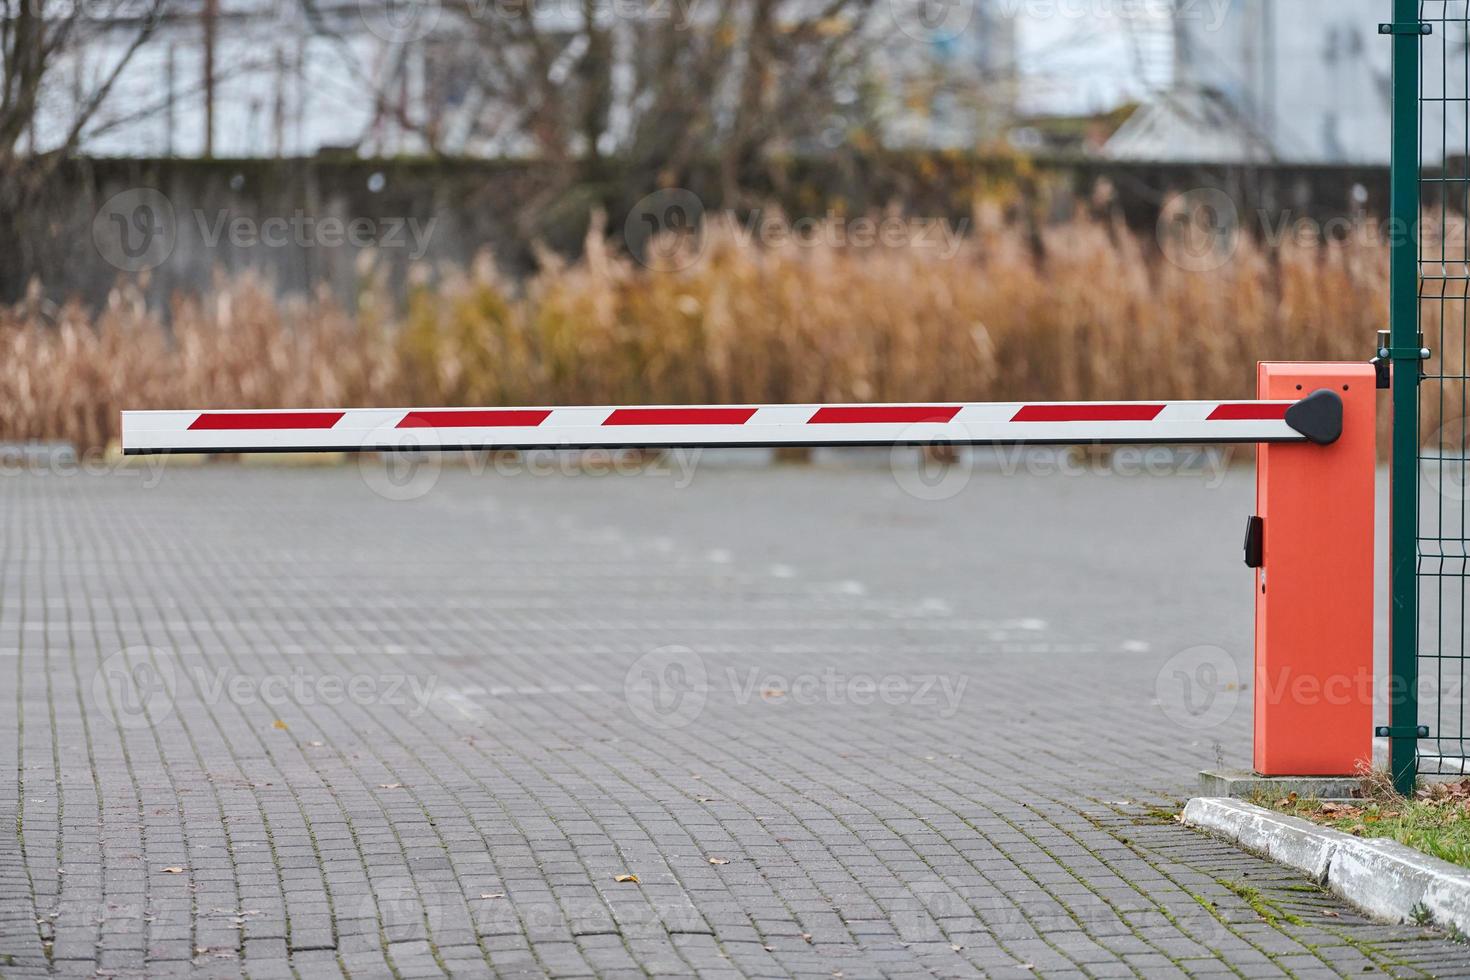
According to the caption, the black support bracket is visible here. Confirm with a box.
[1374,331,1431,389]
[1379,21,1432,35]
[1376,725,1430,738]
[1372,329,1392,388]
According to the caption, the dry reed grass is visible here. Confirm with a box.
[0,209,1412,453]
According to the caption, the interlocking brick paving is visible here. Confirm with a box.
[1,456,1464,977]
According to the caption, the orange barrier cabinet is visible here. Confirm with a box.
[1253,362,1377,776]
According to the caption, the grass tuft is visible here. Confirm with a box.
[1222,880,1305,928]
[1265,776,1470,869]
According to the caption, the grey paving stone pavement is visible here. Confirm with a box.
[0,454,1465,978]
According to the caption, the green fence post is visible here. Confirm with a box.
[1387,0,1422,797]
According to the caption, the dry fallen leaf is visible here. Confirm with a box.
[708,857,730,866]
[271,719,288,730]
[162,867,185,874]
[614,874,639,884]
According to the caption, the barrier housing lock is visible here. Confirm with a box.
[1244,516,1264,568]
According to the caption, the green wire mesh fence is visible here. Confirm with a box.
[1414,2,1470,780]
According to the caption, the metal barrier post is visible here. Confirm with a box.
[1387,0,1423,796]
[1253,363,1376,776]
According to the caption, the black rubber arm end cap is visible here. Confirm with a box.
[1284,389,1344,445]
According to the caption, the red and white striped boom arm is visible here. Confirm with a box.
[122,393,1343,454]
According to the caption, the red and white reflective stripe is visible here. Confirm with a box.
[121,400,1306,453]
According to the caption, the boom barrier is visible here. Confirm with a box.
[122,394,1342,455]
[123,362,1377,780]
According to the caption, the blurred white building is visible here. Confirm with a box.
[32,0,396,158]
[30,0,1020,158]
[1106,0,1395,164]
[37,0,1427,165]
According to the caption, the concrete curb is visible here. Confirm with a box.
[1183,797,1470,933]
